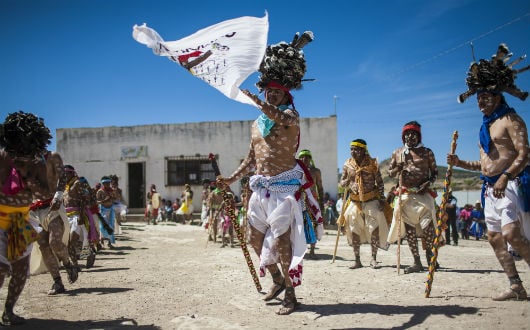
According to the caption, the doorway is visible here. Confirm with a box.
[127,162,145,209]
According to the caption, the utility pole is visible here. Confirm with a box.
[333,95,338,117]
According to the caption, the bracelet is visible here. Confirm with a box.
[53,191,64,201]
[502,171,514,180]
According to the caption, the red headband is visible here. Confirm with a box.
[402,124,421,134]
[265,81,294,107]
[265,81,290,92]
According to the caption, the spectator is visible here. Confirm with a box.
[335,193,343,216]
[469,201,485,240]
[171,198,181,222]
[164,199,173,221]
[458,204,473,240]
[176,184,194,224]
[445,191,458,245]
[323,192,337,226]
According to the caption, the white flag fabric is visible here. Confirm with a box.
[133,13,268,105]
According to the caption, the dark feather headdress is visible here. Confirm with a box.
[458,43,529,103]
[0,111,51,156]
[256,31,314,92]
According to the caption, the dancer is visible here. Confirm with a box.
[145,184,161,225]
[448,43,530,301]
[218,31,314,315]
[387,121,439,273]
[96,177,116,248]
[29,148,78,295]
[64,166,98,269]
[339,139,389,269]
[298,149,324,259]
[0,111,50,325]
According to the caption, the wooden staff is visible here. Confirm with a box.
[331,189,350,263]
[209,154,262,292]
[425,131,458,297]
[396,173,403,275]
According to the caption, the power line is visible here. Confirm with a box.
[351,11,530,94]
[387,11,530,80]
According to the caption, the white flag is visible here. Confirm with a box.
[133,13,268,105]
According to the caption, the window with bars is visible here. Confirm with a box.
[165,155,216,186]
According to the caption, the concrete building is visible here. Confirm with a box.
[56,117,337,212]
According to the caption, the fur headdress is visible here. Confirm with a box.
[256,31,314,92]
[458,43,529,103]
[0,111,51,156]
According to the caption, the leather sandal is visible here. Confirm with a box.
[47,282,66,295]
[404,263,424,274]
[276,287,299,315]
[263,279,286,301]
[492,285,528,301]
[86,251,96,269]
[65,263,79,284]
[370,259,380,269]
[1,312,25,326]
[349,260,363,269]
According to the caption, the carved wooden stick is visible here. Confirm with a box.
[425,131,458,297]
[209,153,262,292]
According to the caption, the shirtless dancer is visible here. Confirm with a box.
[448,44,530,301]
[387,121,439,274]
[110,174,126,233]
[218,31,314,315]
[0,111,52,325]
[64,166,98,269]
[96,177,116,248]
[207,184,223,243]
[29,145,78,295]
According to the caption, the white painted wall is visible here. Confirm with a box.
[56,117,337,211]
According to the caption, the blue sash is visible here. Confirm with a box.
[481,165,530,212]
[303,211,317,244]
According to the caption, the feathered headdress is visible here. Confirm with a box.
[256,31,314,92]
[458,43,529,103]
[0,111,51,156]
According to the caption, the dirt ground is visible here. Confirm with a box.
[2,218,529,330]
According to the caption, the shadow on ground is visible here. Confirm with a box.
[12,317,160,330]
[301,302,479,329]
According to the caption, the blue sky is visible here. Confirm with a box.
[1,0,529,171]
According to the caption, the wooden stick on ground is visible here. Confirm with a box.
[331,190,350,263]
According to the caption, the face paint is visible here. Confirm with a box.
[477,93,499,116]
[404,131,419,148]
[350,146,365,162]
[299,155,311,167]
[265,88,287,106]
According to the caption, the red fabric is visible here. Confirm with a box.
[265,81,294,108]
[402,124,421,135]
[178,51,203,64]
[294,159,314,200]
[265,81,290,92]
[2,166,24,195]
[29,198,53,211]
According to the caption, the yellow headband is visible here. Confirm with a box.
[298,149,312,158]
[350,141,367,149]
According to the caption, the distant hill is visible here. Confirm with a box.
[336,158,482,195]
